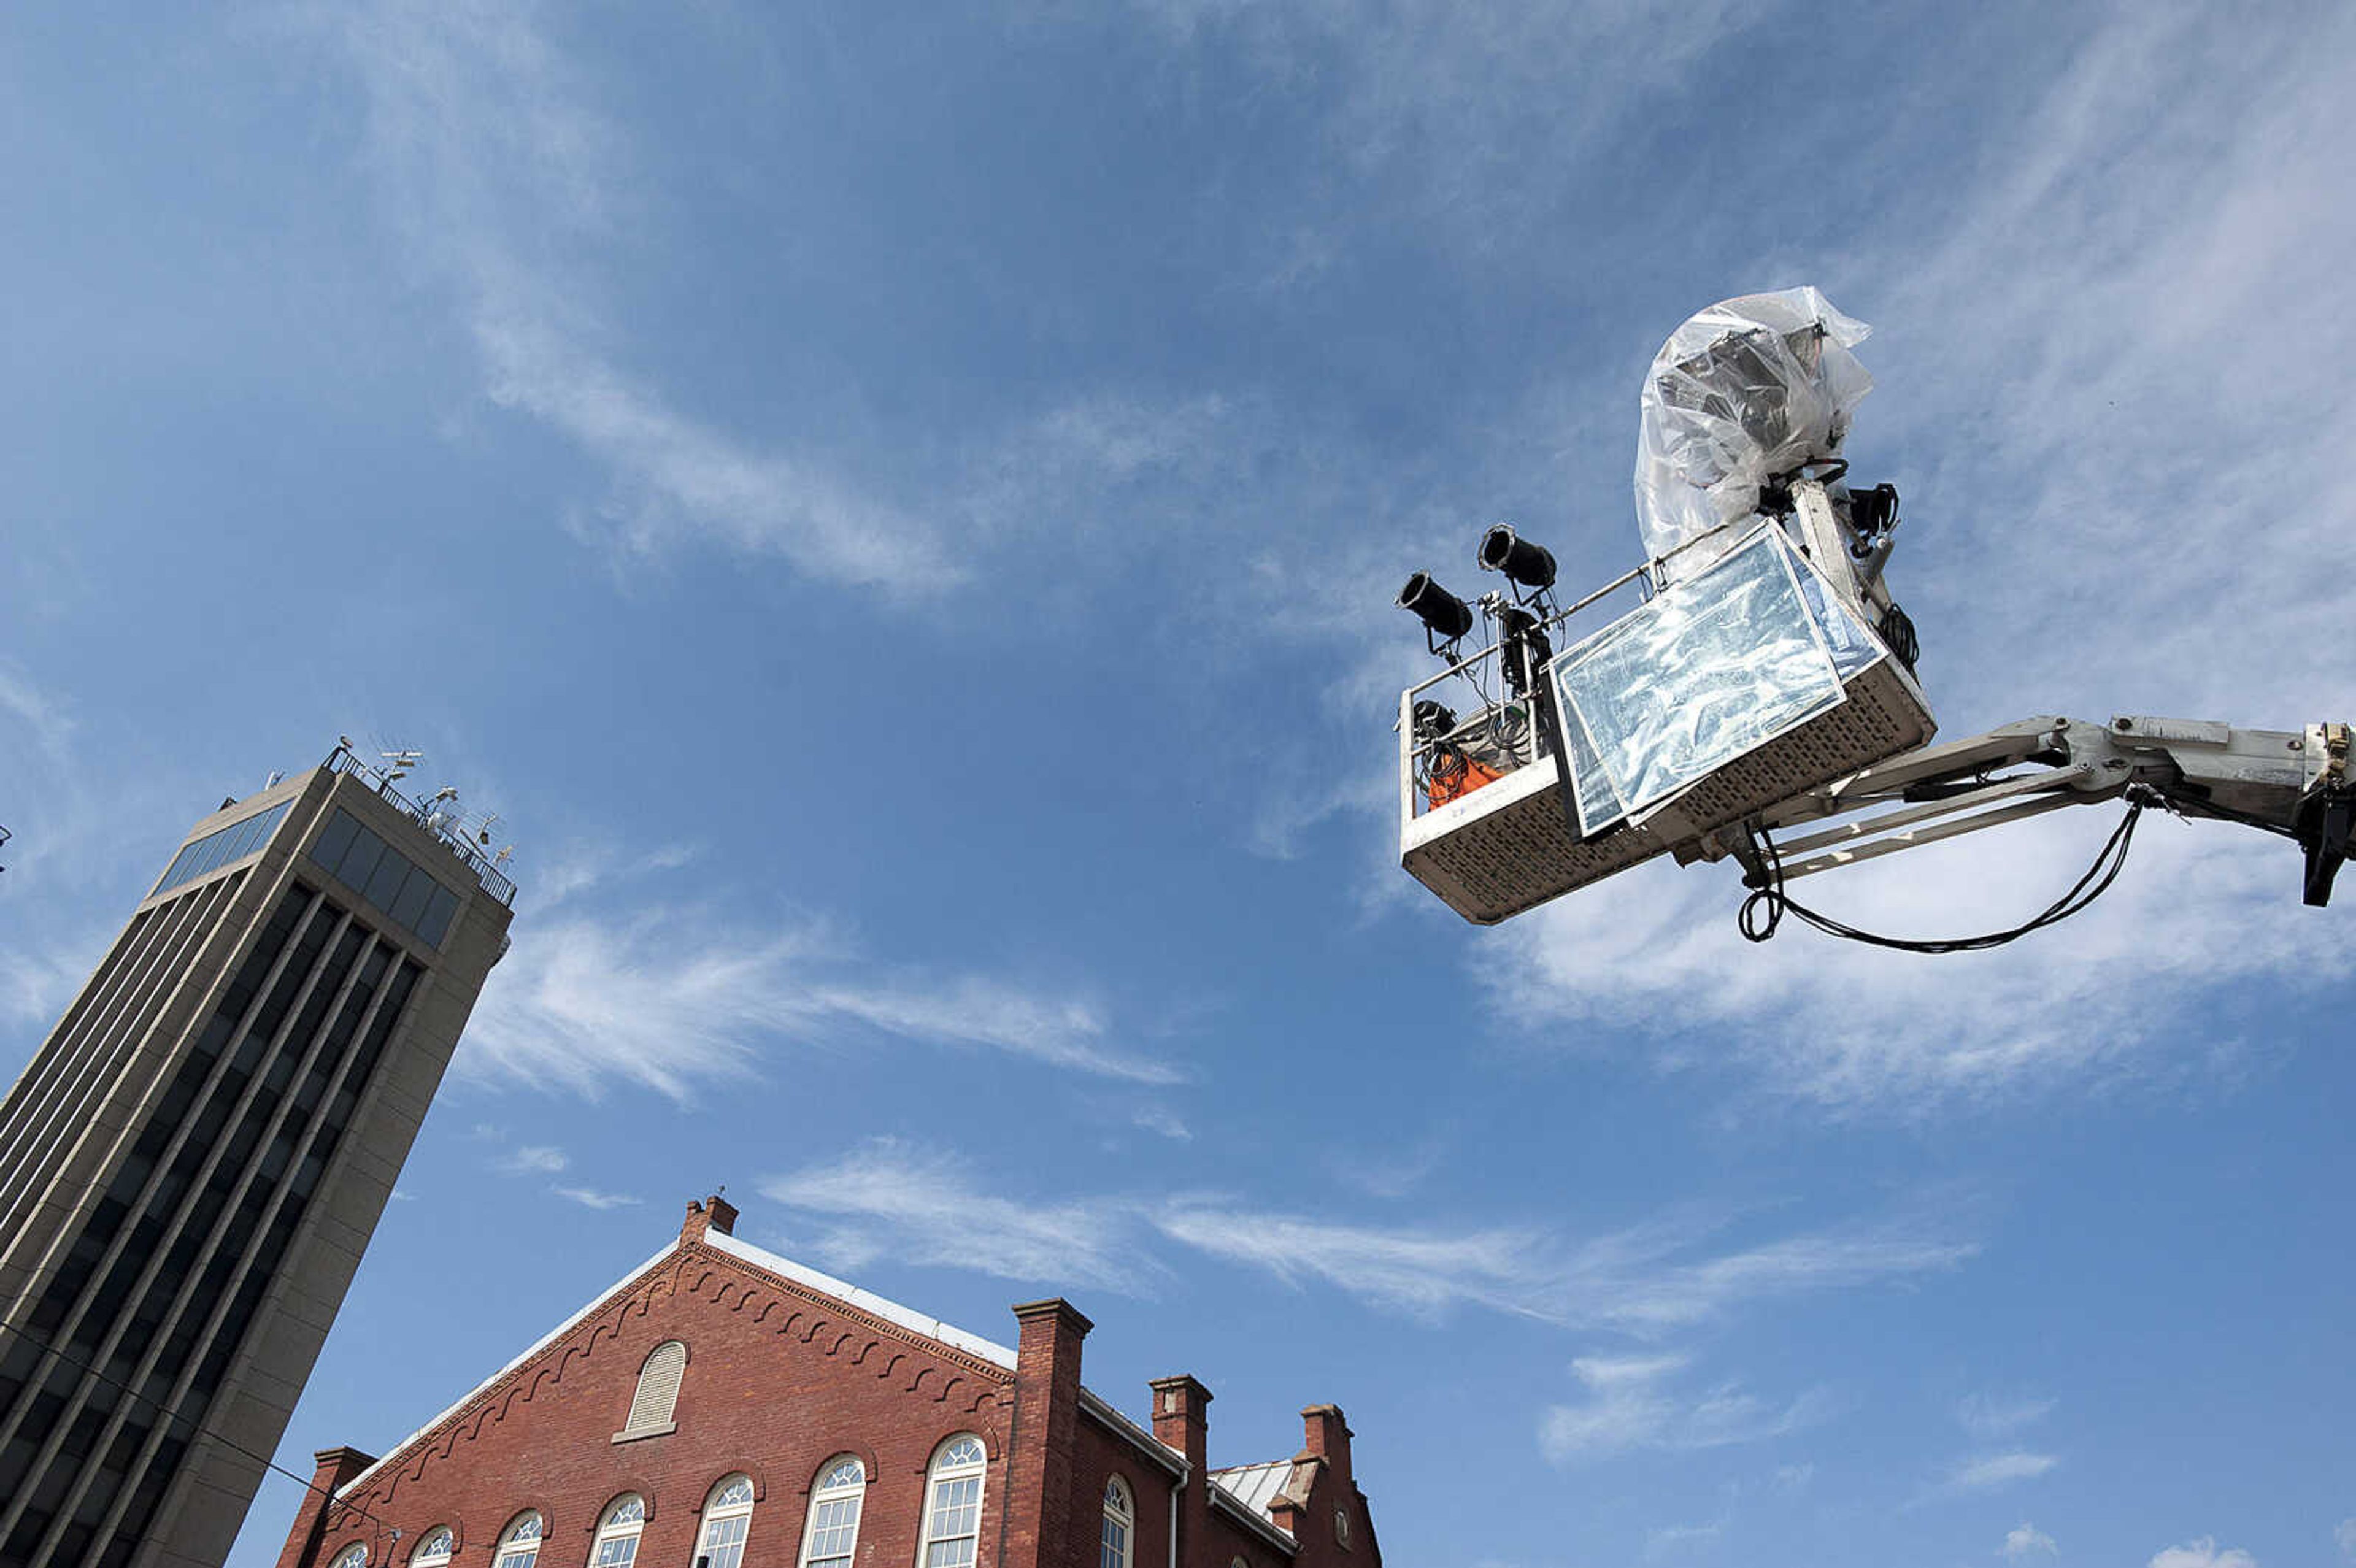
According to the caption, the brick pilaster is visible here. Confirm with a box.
[1148,1376,1211,1568]
[273,1447,376,1568]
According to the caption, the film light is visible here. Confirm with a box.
[1397,572,1475,643]
[1477,525,1557,591]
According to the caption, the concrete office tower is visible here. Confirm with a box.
[0,751,515,1568]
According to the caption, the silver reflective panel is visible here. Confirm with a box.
[1555,527,1855,824]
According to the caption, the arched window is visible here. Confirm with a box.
[410,1528,455,1567]
[698,1474,758,1568]
[917,1435,988,1568]
[329,1546,366,1568]
[797,1456,866,1568]
[1099,1477,1133,1568]
[591,1496,647,1568]
[493,1511,544,1568]
[618,1340,688,1439]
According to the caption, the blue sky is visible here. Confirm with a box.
[4,2,2353,1565]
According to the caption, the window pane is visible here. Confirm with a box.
[701,1515,750,1568]
[364,845,411,910]
[311,810,359,875]
[389,866,438,931]
[337,828,386,891]
[417,885,460,948]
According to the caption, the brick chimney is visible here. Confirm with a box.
[273,1447,376,1568]
[1003,1299,1092,1568]
[681,1192,738,1243]
[1300,1404,1352,1482]
[1149,1376,1212,1566]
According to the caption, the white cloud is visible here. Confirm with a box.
[1961,1393,2058,1440]
[551,1186,642,1211]
[1539,1353,1831,1465]
[498,1144,569,1175]
[1643,1521,1723,1559]
[1939,1451,2060,1496]
[2004,1521,2058,1560]
[2149,1540,2257,1568]
[462,905,1174,1102]
[761,1139,1970,1334]
[1129,1105,1192,1142]
[326,1,958,593]
[1158,1199,1973,1332]
[759,1140,1159,1294]
[2337,1519,2356,1561]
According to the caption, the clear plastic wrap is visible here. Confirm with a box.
[1634,286,1873,569]
[1555,526,1879,833]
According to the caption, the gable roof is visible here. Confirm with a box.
[336,1238,682,1498]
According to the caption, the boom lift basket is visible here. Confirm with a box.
[1399,517,1935,924]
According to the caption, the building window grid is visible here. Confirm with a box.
[328,1546,367,1568]
[0,885,326,1555]
[494,1512,543,1568]
[10,899,418,1568]
[798,1458,864,1568]
[74,945,402,1568]
[591,1495,645,1568]
[698,1474,758,1568]
[918,1437,987,1568]
[410,1527,455,1567]
[1101,1478,1132,1568]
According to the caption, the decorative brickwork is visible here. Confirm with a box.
[275,1200,1380,1568]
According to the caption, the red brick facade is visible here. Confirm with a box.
[274,1199,1379,1568]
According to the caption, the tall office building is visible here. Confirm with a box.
[0,750,516,1568]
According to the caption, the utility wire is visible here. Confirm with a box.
[0,1318,395,1538]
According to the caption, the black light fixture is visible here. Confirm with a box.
[1477,525,1557,592]
[1398,571,1474,644]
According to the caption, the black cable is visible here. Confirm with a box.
[2149,782,2301,840]
[1739,790,2150,952]
[0,1318,395,1537]
[1879,602,1919,672]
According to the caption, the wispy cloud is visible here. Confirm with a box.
[551,1185,642,1211]
[1934,1451,2059,1497]
[1539,1353,1831,1465]
[2149,1540,2257,1568]
[1961,1392,2057,1441]
[1158,1199,1974,1332]
[2004,1522,2058,1561]
[497,1145,569,1176]
[759,1139,1160,1294]
[463,905,1174,1102]
[760,1139,1972,1336]
[1642,1521,1723,1559]
[326,1,957,593]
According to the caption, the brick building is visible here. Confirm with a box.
[273,1197,1380,1568]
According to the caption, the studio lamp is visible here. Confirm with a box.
[1398,571,1475,646]
[1477,525,1557,593]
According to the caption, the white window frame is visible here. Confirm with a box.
[410,1527,455,1568]
[698,1473,758,1568]
[917,1434,989,1568]
[493,1513,543,1568]
[591,1495,647,1568]
[1099,1476,1133,1568]
[796,1455,866,1568]
[329,1546,367,1568]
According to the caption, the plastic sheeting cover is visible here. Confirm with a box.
[1556,526,1874,834]
[1634,286,1873,568]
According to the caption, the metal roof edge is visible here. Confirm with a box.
[703,1231,1018,1372]
[1210,1480,1301,1555]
